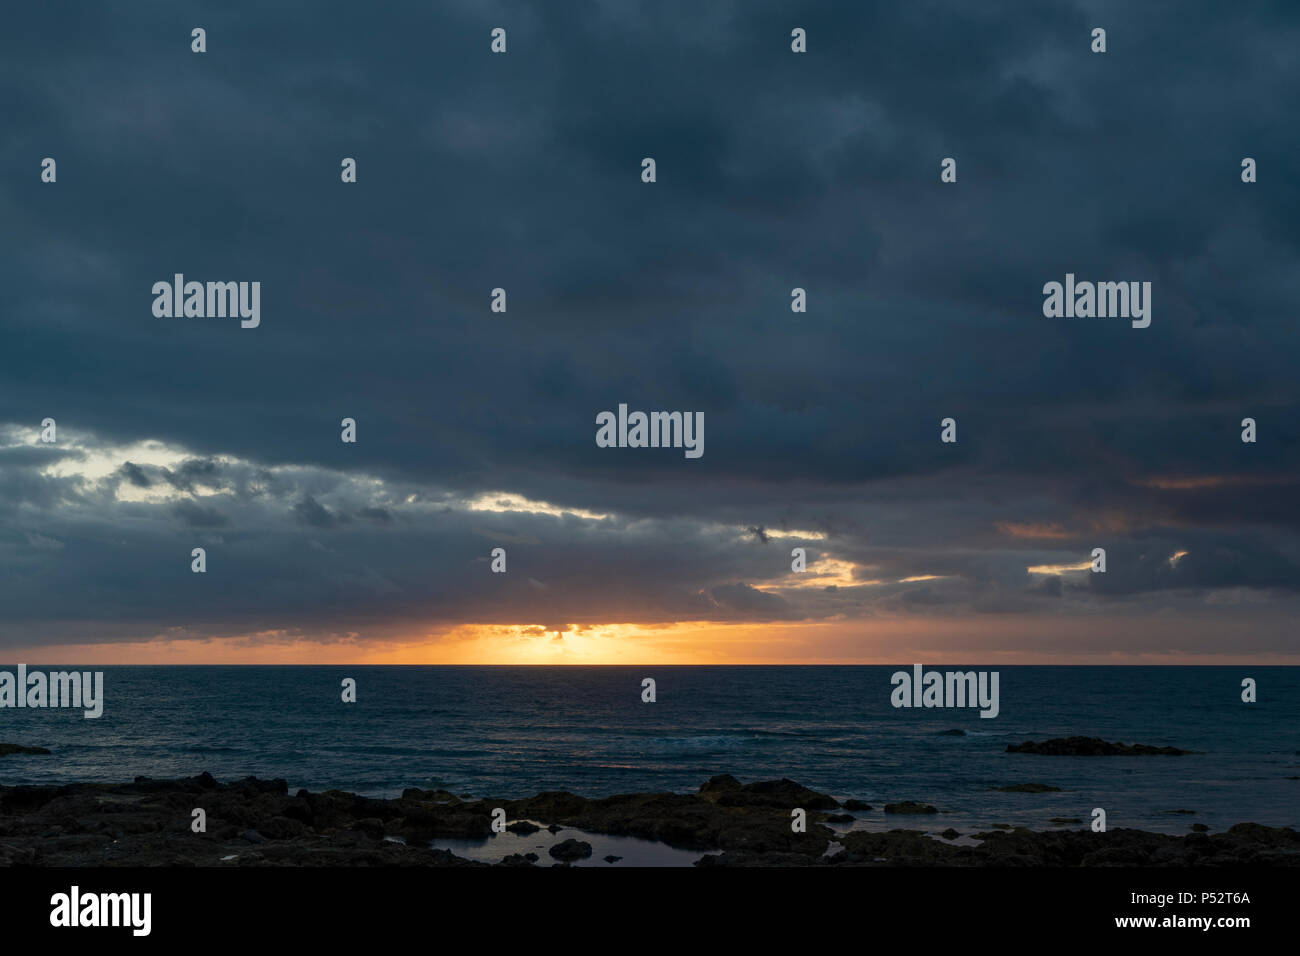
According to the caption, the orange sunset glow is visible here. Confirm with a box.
[13,613,1300,666]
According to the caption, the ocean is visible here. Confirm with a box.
[1,666,1296,835]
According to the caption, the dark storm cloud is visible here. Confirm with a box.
[170,498,228,528]
[0,1,1297,650]
[357,506,392,525]
[708,582,795,618]
[1086,531,1300,596]
[292,494,338,529]
[120,461,151,487]
[162,458,224,493]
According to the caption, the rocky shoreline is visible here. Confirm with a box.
[1,769,1297,867]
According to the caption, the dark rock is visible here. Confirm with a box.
[498,853,537,867]
[940,828,960,839]
[1049,817,1082,824]
[705,777,840,811]
[546,824,563,833]
[281,800,314,826]
[1191,824,1209,832]
[991,783,1061,793]
[513,791,587,819]
[699,774,741,794]
[548,838,593,862]
[401,787,461,803]
[842,799,872,811]
[259,816,310,840]
[0,787,60,814]
[838,828,959,865]
[884,801,938,814]
[0,772,1290,868]
[353,818,385,840]
[0,744,52,757]
[398,803,492,841]
[506,820,540,835]
[1007,737,1196,756]
[603,854,622,863]
[937,729,967,736]
[1163,809,1196,815]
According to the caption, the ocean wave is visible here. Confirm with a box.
[641,735,756,754]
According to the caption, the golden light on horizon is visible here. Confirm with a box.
[12,610,1300,666]
[11,621,841,666]
[996,521,1071,539]
[1026,561,1092,575]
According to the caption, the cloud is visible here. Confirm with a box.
[170,499,229,528]
[0,2,1296,658]
[292,495,338,529]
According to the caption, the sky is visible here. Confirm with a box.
[0,1,1297,664]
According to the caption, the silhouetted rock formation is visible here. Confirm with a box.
[0,772,1289,867]
[1006,737,1195,756]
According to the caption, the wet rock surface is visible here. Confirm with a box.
[0,744,52,758]
[548,838,593,862]
[0,773,490,867]
[1006,737,1196,756]
[883,801,939,814]
[0,772,837,866]
[0,772,1292,867]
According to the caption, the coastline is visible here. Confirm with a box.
[1,771,1296,867]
